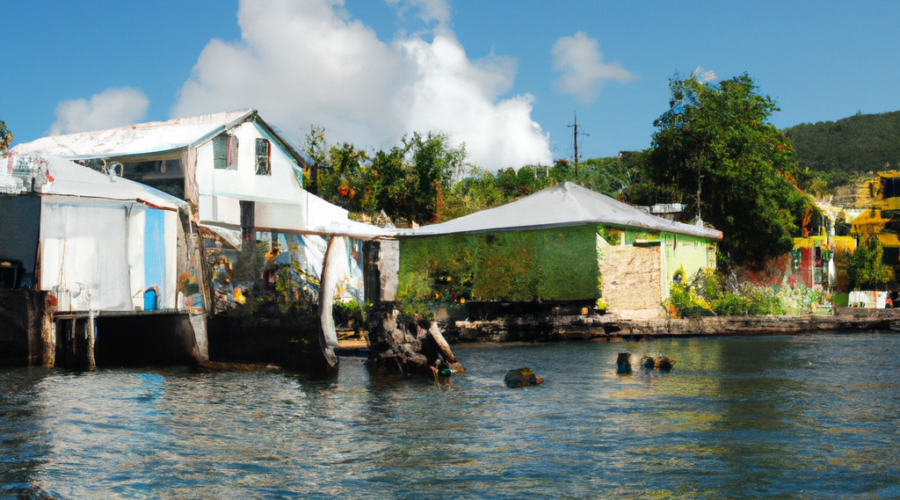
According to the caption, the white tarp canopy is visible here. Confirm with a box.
[207,190,396,240]
[302,192,396,240]
[399,181,723,240]
[37,155,188,211]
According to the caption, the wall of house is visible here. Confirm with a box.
[598,239,663,319]
[0,196,41,285]
[397,225,601,306]
[196,121,304,226]
[662,233,717,283]
[39,198,177,311]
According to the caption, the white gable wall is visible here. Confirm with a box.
[196,121,303,207]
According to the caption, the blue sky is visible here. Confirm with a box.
[4,0,899,169]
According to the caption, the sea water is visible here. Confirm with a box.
[3,334,900,499]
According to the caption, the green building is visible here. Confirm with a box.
[395,182,722,319]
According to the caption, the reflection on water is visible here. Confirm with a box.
[3,334,900,498]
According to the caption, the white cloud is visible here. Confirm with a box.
[551,31,636,104]
[693,66,717,83]
[386,0,451,27]
[172,0,551,170]
[48,87,149,135]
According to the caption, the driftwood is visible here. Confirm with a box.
[367,304,463,376]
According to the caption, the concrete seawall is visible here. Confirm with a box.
[448,309,900,343]
[615,313,899,338]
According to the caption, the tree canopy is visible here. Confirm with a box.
[0,121,12,153]
[302,124,645,226]
[639,73,808,269]
[786,109,900,190]
[845,237,894,290]
[307,131,466,224]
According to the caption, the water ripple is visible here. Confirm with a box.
[2,334,900,498]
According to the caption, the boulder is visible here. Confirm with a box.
[640,355,675,371]
[653,355,675,370]
[615,352,633,374]
[504,367,543,388]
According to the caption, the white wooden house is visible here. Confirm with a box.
[12,111,394,361]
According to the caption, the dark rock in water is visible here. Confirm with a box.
[653,355,675,370]
[640,355,675,370]
[504,367,543,388]
[366,304,463,376]
[616,352,633,374]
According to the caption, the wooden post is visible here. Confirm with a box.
[86,311,96,371]
[41,313,55,367]
[318,237,341,348]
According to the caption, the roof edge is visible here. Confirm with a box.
[189,109,258,150]
[399,219,722,240]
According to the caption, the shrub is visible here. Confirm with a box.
[333,299,362,328]
[665,282,714,318]
[691,268,723,301]
[740,282,787,315]
[711,292,751,316]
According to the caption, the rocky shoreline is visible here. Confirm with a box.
[444,308,900,343]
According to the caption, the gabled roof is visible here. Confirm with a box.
[11,110,308,168]
[399,181,723,240]
[13,110,254,159]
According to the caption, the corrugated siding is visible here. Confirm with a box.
[40,202,132,310]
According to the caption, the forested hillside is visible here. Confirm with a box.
[786,110,900,188]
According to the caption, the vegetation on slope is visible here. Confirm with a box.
[786,110,900,190]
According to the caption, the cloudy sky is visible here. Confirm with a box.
[4,0,899,170]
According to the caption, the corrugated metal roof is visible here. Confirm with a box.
[398,181,723,240]
[11,110,254,159]
[40,155,188,211]
[0,154,190,211]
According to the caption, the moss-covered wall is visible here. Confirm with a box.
[397,225,601,306]
[398,224,718,314]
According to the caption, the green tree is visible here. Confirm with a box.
[645,73,807,268]
[370,144,412,221]
[0,121,12,153]
[315,142,372,212]
[301,125,328,192]
[405,132,466,223]
[848,237,894,289]
[443,166,507,220]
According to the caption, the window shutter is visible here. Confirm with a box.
[213,135,227,169]
[226,135,239,169]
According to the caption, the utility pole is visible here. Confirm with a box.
[567,113,587,180]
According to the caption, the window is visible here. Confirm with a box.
[214,134,239,170]
[255,138,271,175]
